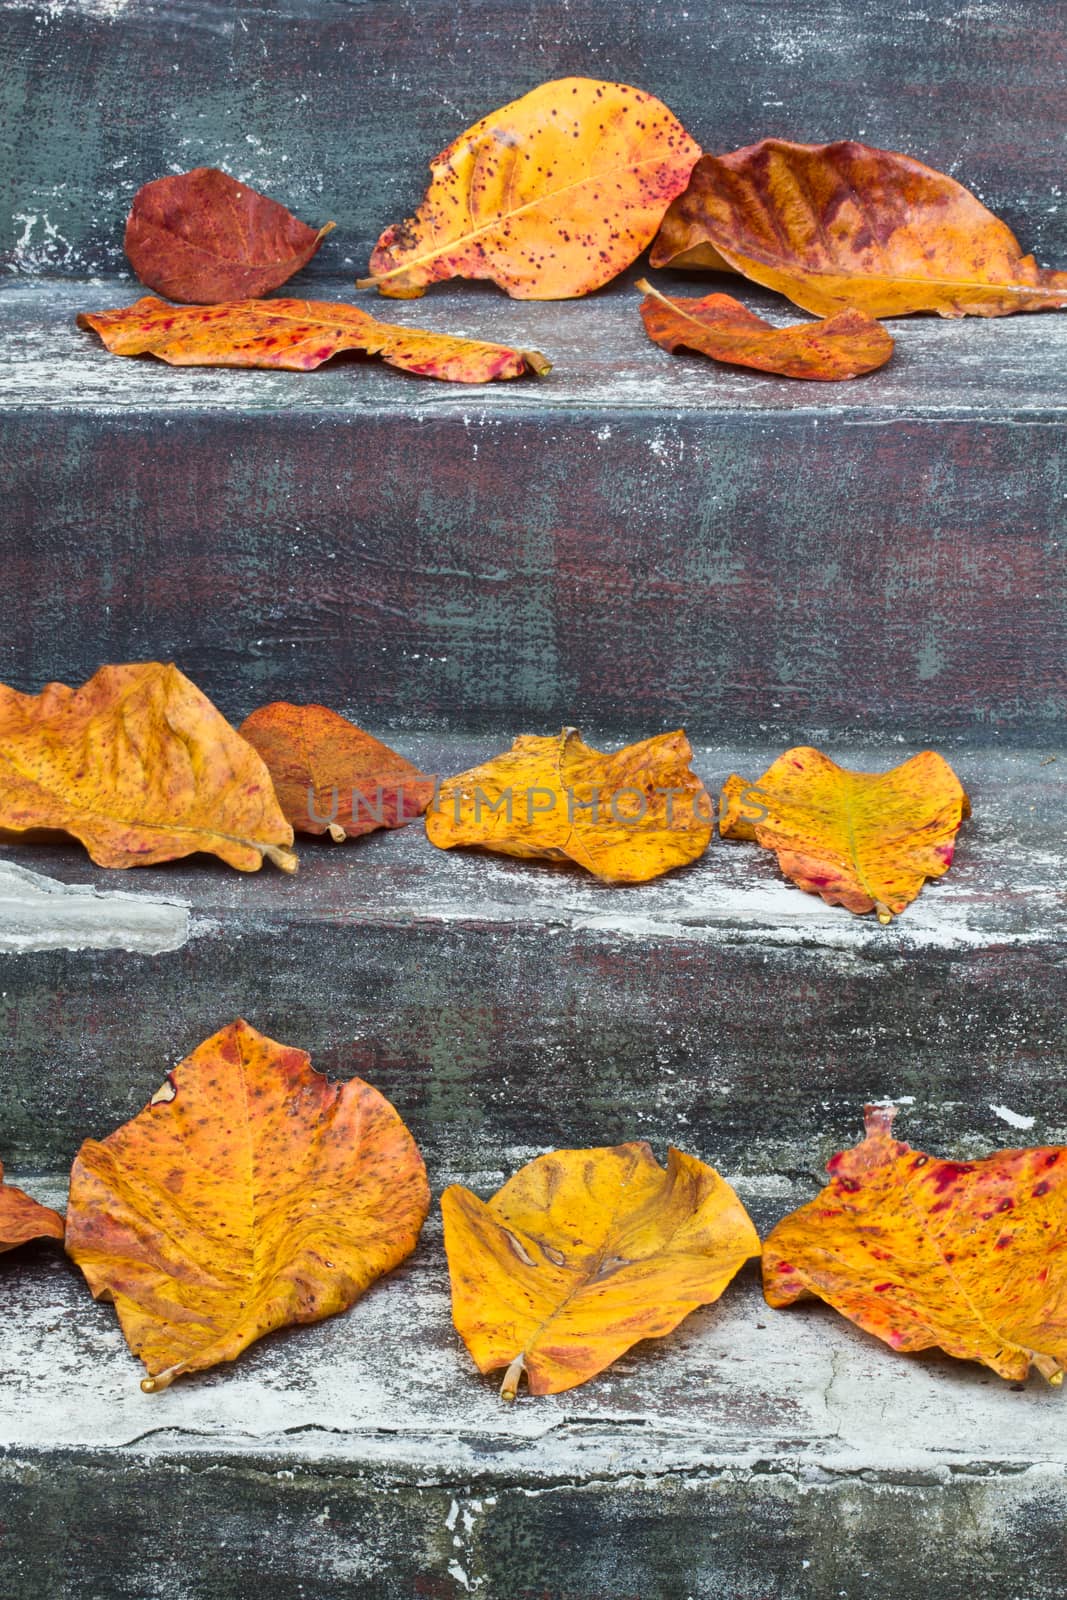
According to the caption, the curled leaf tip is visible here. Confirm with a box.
[863,1103,899,1138]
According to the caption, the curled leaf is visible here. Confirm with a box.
[77,296,550,382]
[443,1142,759,1397]
[125,166,334,303]
[0,1161,64,1253]
[637,277,893,381]
[426,727,713,884]
[239,702,436,841]
[362,76,700,300]
[764,1106,1067,1385]
[719,746,969,921]
[0,662,296,873]
[65,1020,430,1390]
[651,140,1067,318]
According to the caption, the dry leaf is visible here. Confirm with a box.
[651,140,1067,318]
[239,702,436,841]
[719,746,969,922]
[637,277,893,381]
[0,1162,64,1253]
[443,1142,759,1397]
[764,1106,1067,1384]
[426,727,712,884]
[125,166,335,303]
[361,76,700,300]
[65,1019,429,1390]
[78,296,551,382]
[0,662,297,872]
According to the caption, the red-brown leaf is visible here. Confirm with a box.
[0,1162,64,1253]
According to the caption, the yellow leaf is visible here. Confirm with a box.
[442,1142,760,1397]
[719,746,970,920]
[426,727,713,884]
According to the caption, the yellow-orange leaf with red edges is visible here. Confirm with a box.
[426,727,712,884]
[637,277,893,381]
[651,140,1067,318]
[0,662,296,872]
[443,1142,759,1397]
[362,77,700,300]
[764,1106,1067,1384]
[239,702,436,841]
[0,1161,64,1253]
[719,746,969,921]
[65,1020,430,1391]
[78,297,551,382]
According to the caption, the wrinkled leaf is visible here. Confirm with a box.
[426,727,712,884]
[0,1161,64,1253]
[361,76,700,300]
[719,746,969,921]
[0,662,296,873]
[66,1019,429,1390]
[651,140,1067,318]
[78,296,551,382]
[125,166,335,303]
[443,1142,759,1397]
[239,702,436,841]
[764,1106,1067,1384]
[637,277,893,380]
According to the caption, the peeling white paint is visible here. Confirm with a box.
[989,1104,1036,1131]
[0,859,190,954]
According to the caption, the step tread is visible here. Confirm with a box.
[3,742,1063,955]
[6,275,1067,420]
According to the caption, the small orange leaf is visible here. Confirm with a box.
[636,277,893,381]
[764,1106,1067,1385]
[0,662,296,872]
[443,1143,759,1397]
[651,140,1067,318]
[77,296,551,382]
[125,167,335,304]
[426,727,713,884]
[65,1020,430,1390]
[362,76,700,300]
[719,747,969,921]
[239,702,436,841]
[0,1162,64,1253]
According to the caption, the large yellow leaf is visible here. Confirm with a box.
[651,140,1067,318]
[362,77,700,300]
[764,1107,1067,1384]
[426,727,712,884]
[442,1143,759,1397]
[0,662,296,872]
[66,1020,430,1390]
[719,746,969,921]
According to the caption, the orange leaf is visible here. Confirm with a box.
[719,747,969,921]
[651,140,1067,318]
[764,1106,1067,1385]
[125,167,335,304]
[443,1143,759,1397]
[0,1161,64,1253]
[239,702,436,841]
[636,277,893,381]
[65,1019,429,1390]
[0,662,296,873]
[426,727,713,884]
[77,297,551,382]
[361,76,700,300]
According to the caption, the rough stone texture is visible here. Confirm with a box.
[3,277,1067,743]
[0,740,1062,1176]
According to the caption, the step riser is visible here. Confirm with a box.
[5,413,1065,742]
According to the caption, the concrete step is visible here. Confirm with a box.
[1,738,1062,1176]
[3,0,1065,278]
[1,1191,1065,1599]
[4,275,1067,743]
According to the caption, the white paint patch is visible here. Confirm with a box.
[990,1104,1036,1131]
[0,859,189,954]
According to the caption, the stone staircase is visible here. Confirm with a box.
[1,2,1065,1596]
